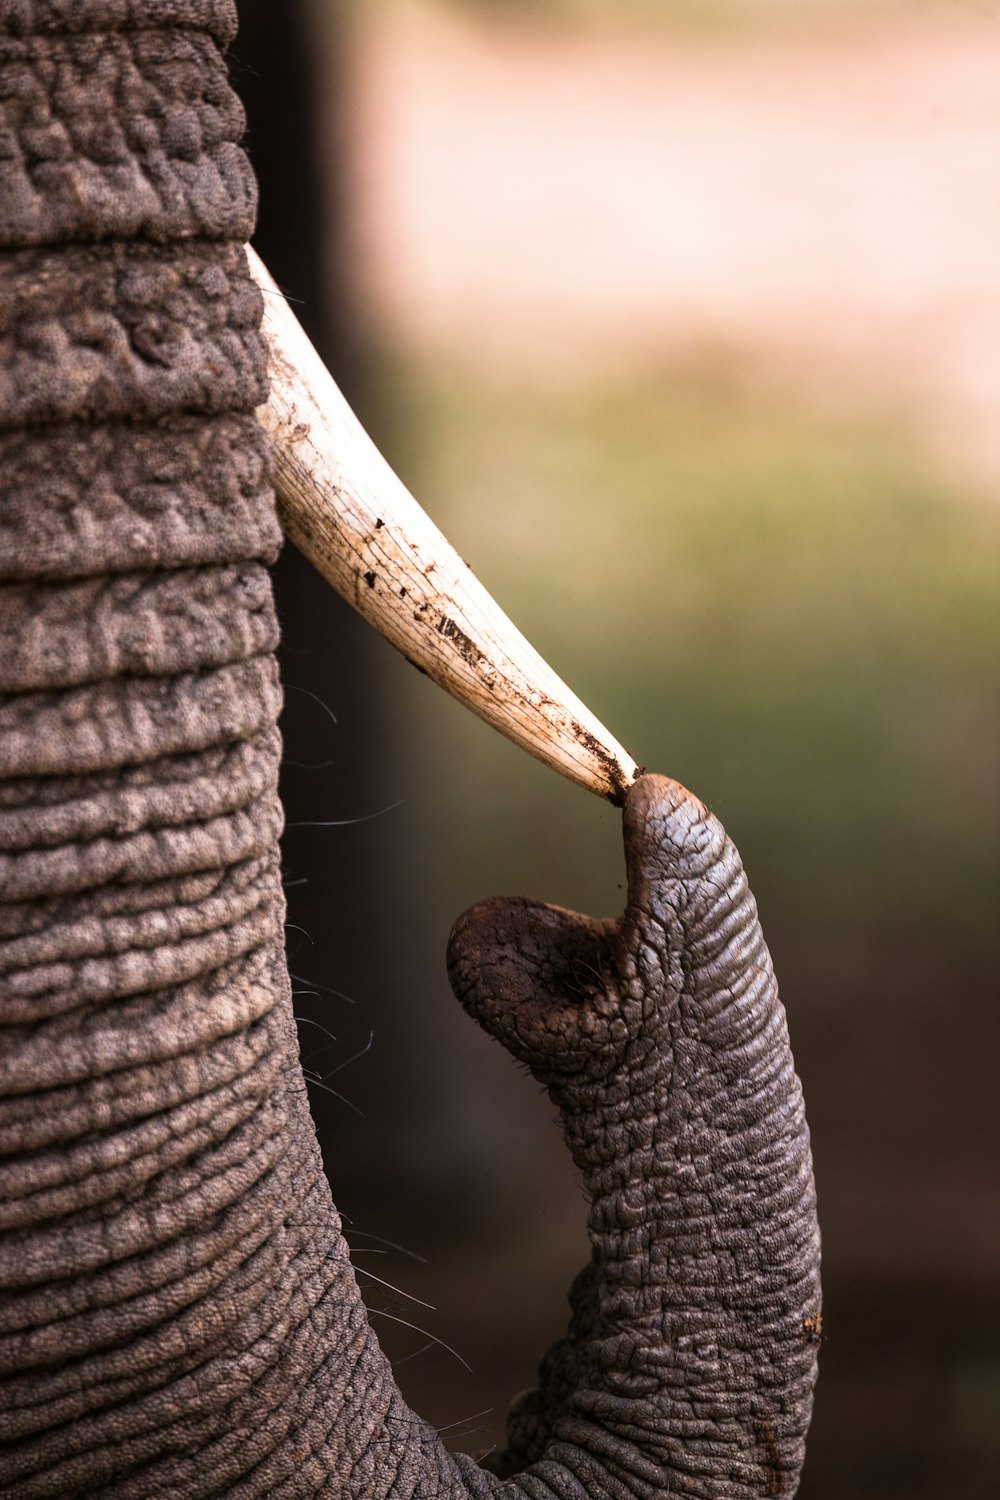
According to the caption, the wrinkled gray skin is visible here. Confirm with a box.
[0,3,820,1495]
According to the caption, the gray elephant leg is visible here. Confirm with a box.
[0,3,818,1495]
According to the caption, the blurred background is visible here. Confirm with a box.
[234,2,999,1494]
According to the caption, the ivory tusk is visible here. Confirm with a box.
[249,246,640,805]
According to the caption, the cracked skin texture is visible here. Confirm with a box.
[0,1,819,1494]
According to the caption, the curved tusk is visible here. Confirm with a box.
[249,246,640,805]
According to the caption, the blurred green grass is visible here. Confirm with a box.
[373,355,998,966]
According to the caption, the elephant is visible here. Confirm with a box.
[0,2,821,1496]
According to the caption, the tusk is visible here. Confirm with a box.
[249,246,640,805]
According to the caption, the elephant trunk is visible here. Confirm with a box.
[0,2,371,1492]
[448,775,820,1496]
[0,3,819,1496]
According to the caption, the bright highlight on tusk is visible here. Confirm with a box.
[249,246,640,805]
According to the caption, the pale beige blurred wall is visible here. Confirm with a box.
[340,0,1000,480]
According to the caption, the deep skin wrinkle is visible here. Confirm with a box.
[0,3,819,1494]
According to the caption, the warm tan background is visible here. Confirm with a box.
[236,2,999,1494]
